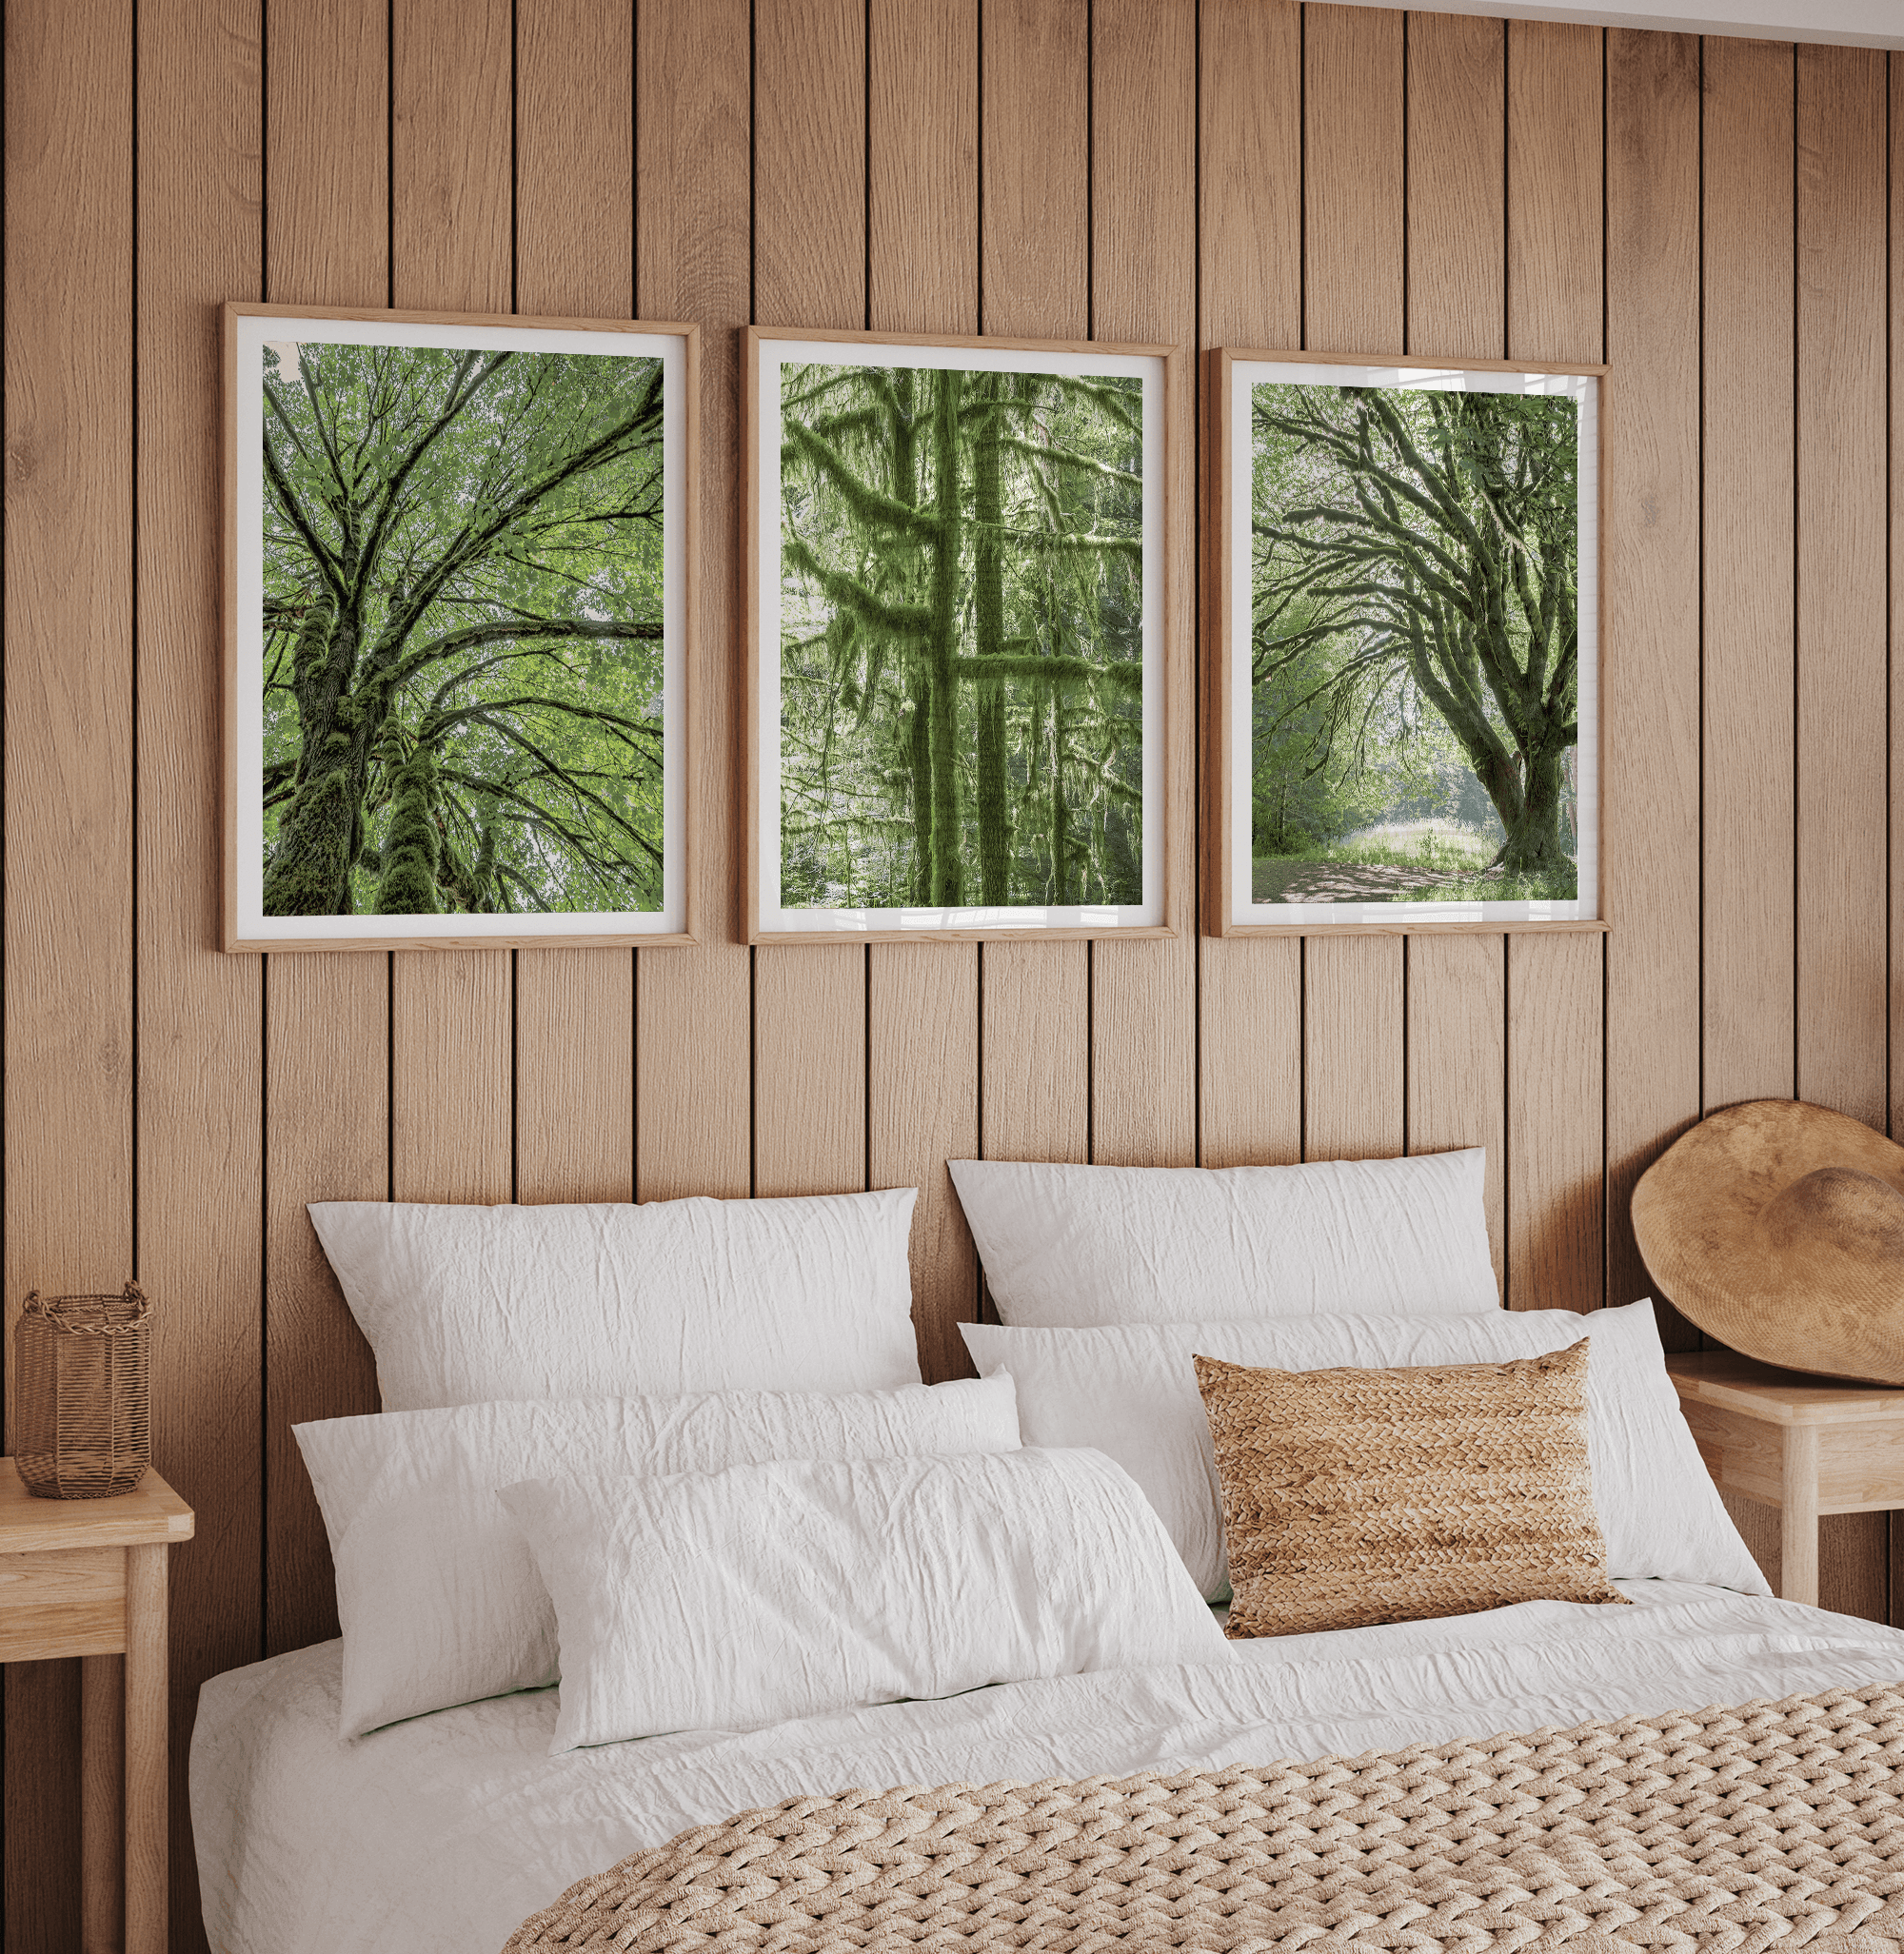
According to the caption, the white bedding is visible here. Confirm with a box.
[192,1582,1904,1954]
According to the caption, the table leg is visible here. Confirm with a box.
[81,1651,125,1954]
[125,1542,169,1954]
[1779,1426,1820,1607]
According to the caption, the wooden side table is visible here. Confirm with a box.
[0,1458,192,1954]
[1665,1352,1904,1608]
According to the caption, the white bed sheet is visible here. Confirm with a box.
[191,1582,1904,1954]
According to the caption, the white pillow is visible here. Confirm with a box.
[307,1189,920,1411]
[946,1152,1496,1326]
[963,1301,1767,1603]
[296,1377,1020,1737]
[500,1449,1227,1751]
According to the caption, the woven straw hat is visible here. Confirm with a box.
[1631,1099,1904,1384]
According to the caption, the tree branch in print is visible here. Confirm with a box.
[258,339,666,918]
[777,362,1146,911]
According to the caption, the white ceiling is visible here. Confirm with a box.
[1310,0,1903,49]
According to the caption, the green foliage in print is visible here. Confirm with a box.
[260,338,666,918]
[777,361,1146,911]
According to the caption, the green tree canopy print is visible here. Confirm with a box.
[1250,379,1580,906]
[776,360,1147,912]
[260,337,667,918]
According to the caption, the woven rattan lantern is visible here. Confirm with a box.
[14,1282,150,1498]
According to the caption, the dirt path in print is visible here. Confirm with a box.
[1252,858,1474,903]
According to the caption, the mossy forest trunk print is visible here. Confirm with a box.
[261,338,667,918]
[1250,379,1582,909]
[777,361,1146,913]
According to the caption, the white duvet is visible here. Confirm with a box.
[191,1582,1904,1954]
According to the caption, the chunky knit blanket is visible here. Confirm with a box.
[503,1683,1904,1952]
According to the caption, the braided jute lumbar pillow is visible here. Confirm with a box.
[505,1681,1904,1951]
[1197,1339,1626,1637]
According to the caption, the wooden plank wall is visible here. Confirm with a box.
[1,3,1897,1946]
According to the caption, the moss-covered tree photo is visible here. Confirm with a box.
[260,337,668,918]
[775,360,1148,913]
[1250,378,1582,906]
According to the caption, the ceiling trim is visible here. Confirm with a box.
[1306,0,1903,50]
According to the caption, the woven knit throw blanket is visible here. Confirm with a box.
[503,1682,1904,1953]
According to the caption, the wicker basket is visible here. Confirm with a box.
[14,1283,150,1499]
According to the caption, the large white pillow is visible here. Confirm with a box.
[963,1302,1768,1604]
[296,1376,1019,1737]
[307,1190,920,1412]
[946,1152,1496,1326]
[500,1449,1227,1751]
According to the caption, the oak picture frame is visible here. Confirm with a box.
[222,301,698,953]
[745,325,1181,946]
[1204,345,1609,939]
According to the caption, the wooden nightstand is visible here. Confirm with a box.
[1665,1352,1904,1608]
[0,1458,192,1954]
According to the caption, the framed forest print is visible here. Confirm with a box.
[747,326,1174,943]
[223,303,694,952]
[1206,348,1604,937]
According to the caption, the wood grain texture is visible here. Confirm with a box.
[978,0,1090,1166]
[1702,37,1795,1114]
[1406,10,1504,364]
[1197,0,1300,1172]
[388,0,518,1212]
[752,0,869,1203]
[1507,21,1603,365]
[78,1653,121,1953]
[1303,5,1403,356]
[1506,931,1603,1313]
[1795,45,1888,1132]
[260,0,390,1676]
[511,0,638,1207]
[1401,8,1507,1296]
[864,0,981,1373]
[123,1545,168,1954]
[634,0,752,1201]
[264,955,386,1656]
[1409,936,1507,1297]
[1088,0,1196,1167]
[134,3,264,1944]
[1304,937,1404,1160]
[1894,54,1904,1156]
[1601,29,1698,1329]
[1299,4,1405,1167]
[3,1,135,1940]
[870,944,980,1380]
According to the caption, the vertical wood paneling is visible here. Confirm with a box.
[1407,10,1505,364]
[1600,30,1700,1344]
[752,0,870,1201]
[866,0,981,1372]
[388,0,516,1210]
[1301,6,1406,1165]
[261,0,390,1662]
[1198,0,1302,1171]
[1894,52,1904,1155]
[1405,8,1508,1294]
[1512,23,1615,1319]
[1795,45,1889,1133]
[512,0,637,1208]
[1089,0,1197,1168]
[1507,22,1604,360]
[135,5,264,1945]
[979,0,1091,1166]
[633,0,753,1201]
[1795,42,1891,1625]
[1703,38,1795,1115]
[13,17,1904,1944]
[3,3,135,1938]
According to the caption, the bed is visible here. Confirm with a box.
[186,1159,1904,1952]
[193,1583,1904,1952]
